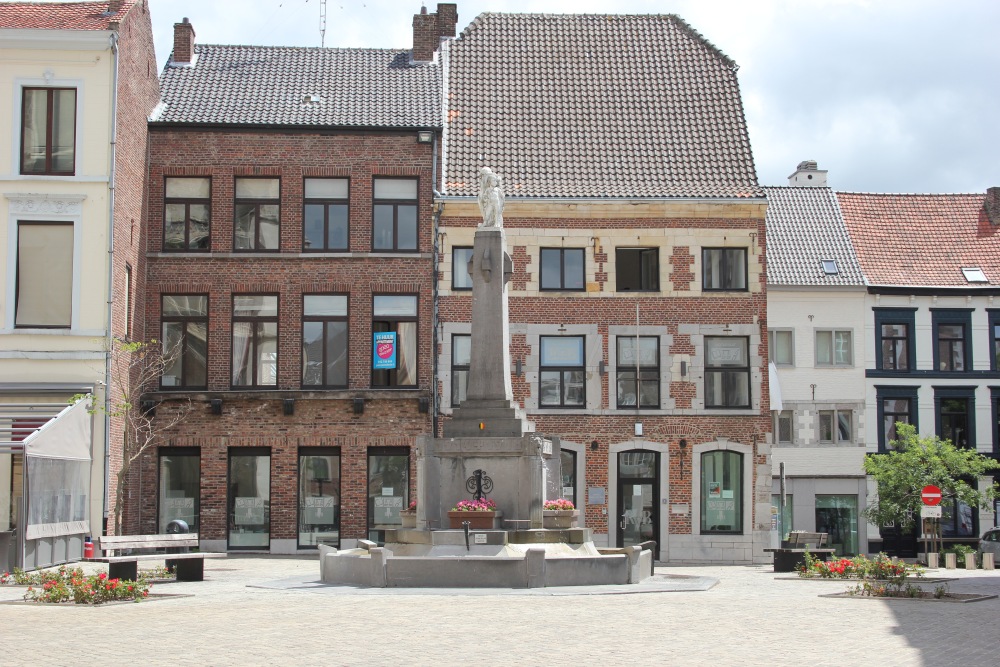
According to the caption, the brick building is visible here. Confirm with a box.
[137,9,450,552]
[436,13,772,563]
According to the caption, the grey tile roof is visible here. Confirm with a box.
[764,186,866,286]
[443,13,761,199]
[152,45,441,129]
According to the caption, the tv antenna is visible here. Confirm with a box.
[319,0,327,47]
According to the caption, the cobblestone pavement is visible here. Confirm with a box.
[2,557,998,666]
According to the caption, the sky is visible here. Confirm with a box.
[142,0,999,194]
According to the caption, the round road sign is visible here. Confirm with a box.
[921,484,942,506]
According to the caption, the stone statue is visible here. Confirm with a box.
[478,167,504,228]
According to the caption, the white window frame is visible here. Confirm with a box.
[768,329,794,366]
[818,409,853,444]
[815,329,853,367]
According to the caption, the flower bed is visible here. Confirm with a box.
[1,565,152,604]
[797,552,920,580]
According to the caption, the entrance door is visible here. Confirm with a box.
[616,450,660,548]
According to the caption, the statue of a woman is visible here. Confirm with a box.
[478,167,504,228]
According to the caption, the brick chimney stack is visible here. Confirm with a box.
[412,3,458,63]
[985,187,1000,226]
[106,0,124,14]
[172,17,195,65]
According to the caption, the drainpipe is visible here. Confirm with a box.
[103,31,121,532]
[430,131,442,437]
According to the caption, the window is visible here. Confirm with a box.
[768,330,793,366]
[820,259,839,275]
[161,295,208,388]
[451,334,470,405]
[875,386,918,452]
[936,388,974,449]
[164,177,210,251]
[701,450,742,533]
[372,178,417,251]
[874,309,915,372]
[158,448,200,533]
[616,248,659,291]
[774,410,793,443]
[540,248,584,291]
[815,495,858,556]
[15,222,73,328]
[560,449,577,509]
[21,87,76,175]
[452,247,473,290]
[302,295,348,388]
[234,178,280,251]
[816,330,852,366]
[124,264,132,339]
[932,310,972,372]
[372,295,418,387]
[303,178,348,251]
[962,267,987,283]
[367,447,409,543]
[539,336,585,407]
[704,336,750,409]
[819,409,852,443]
[228,448,270,549]
[941,497,976,538]
[702,248,747,291]
[232,295,278,387]
[616,336,659,408]
[298,448,340,548]
[771,494,793,540]
[989,311,1000,371]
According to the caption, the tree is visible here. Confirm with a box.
[862,423,999,549]
[77,339,191,536]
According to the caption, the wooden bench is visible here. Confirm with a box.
[89,534,226,582]
[764,531,836,573]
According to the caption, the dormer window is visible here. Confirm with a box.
[821,259,839,275]
[962,267,987,283]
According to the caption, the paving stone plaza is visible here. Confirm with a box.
[2,557,997,666]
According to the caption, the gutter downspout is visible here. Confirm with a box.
[103,30,120,533]
[430,132,441,436]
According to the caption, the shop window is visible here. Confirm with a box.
[819,409,852,444]
[451,334,470,405]
[227,449,270,549]
[303,178,349,251]
[875,386,918,452]
[932,310,972,372]
[616,248,658,291]
[367,448,409,544]
[768,329,793,366]
[302,295,348,388]
[816,330,852,366]
[158,448,200,533]
[164,177,210,251]
[298,448,340,548]
[20,87,76,175]
[616,336,659,408]
[702,247,747,291]
[372,178,417,251]
[161,295,208,389]
[700,450,742,533]
[372,295,418,387]
[540,248,584,291]
[234,177,280,251]
[539,336,585,407]
[232,295,278,387]
[704,336,750,409]
[941,497,977,538]
[15,222,73,328]
[452,247,473,290]
[815,495,858,556]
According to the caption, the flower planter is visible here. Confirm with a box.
[542,509,579,529]
[447,510,501,530]
[400,511,417,529]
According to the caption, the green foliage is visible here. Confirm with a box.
[862,423,1000,532]
[4,565,152,604]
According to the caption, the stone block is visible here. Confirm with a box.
[525,548,546,588]
[369,547,388,588]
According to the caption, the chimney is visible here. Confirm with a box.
[106,0,123,14]
[412,3,458,64]
[787,160,828,187]
[171,17,196,66]
[986,187,1000,226]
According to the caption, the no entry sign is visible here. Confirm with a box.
[921,485,942,506]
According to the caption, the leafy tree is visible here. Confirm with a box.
[862,423,999,550]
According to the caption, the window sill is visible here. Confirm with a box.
[146,388,429,401]
[148,251,434,259]
[1,328,104,336]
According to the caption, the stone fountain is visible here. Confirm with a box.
[320,168,653,587]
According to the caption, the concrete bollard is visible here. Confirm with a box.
[927,553,939,569]
[525,548,546,588]
[944,552,957,569]
[369,547,388,587]
[965,553,978,570]
[983,552,995,570]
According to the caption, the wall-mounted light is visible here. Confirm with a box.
[283,398,295,416]
[210,399,223,415]
[353,398,365,414]
[417,130,433,143]
[140,400,156,417]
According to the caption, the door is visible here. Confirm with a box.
[616,450,660,548]
[227,449,270,550]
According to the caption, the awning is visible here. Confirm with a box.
[768,361,784,413]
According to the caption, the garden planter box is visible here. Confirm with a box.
[400,511,417,529]
[543,509,579,529]
[447,511,501,529]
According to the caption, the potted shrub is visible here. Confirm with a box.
[447,498,501,529]
[542,498,579,529]
[400,500,417,529]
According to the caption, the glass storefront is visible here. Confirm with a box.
[701,450,742,533]
[299,448,340,548]
[228,449,270,549]
[367,448,409,543]
[815,495,858,555]
[158,448,200,533]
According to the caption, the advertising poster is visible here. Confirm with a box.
[372,331,397,370]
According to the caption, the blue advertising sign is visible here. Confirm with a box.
[373,331,397,369]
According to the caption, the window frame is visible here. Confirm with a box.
[774,410,793,444]
[874,308,916,372]
[539,247,586,292]
[615,247,659,292]
[160,294,209,390]
[815,329,853,367]
[451,247,473,291]
[302,177,349,252]
[367,446,410,543]
[615,335,660,408]
[702,247,748,292]
[934,387,975,449]
[704,336,751,409]
[875,385,919,452]
[157,446,201,534]
[931,309,973,373]
[539,335,586,408]
[371,294,419,388]
[700,450,743,534]
[818,409,853,444]
[372,177,419,252]
[233,177,281,252]
[989,310,1000,371]
[231,294,279,388]
[768,329,794,366]
[163,176,211,252]
[20,86,77,176]
[451,333,470,406]
[297,446,341,549]
[301,294,349,389]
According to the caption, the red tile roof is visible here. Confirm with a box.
[0,1,135,30]
[837,192,999,287]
